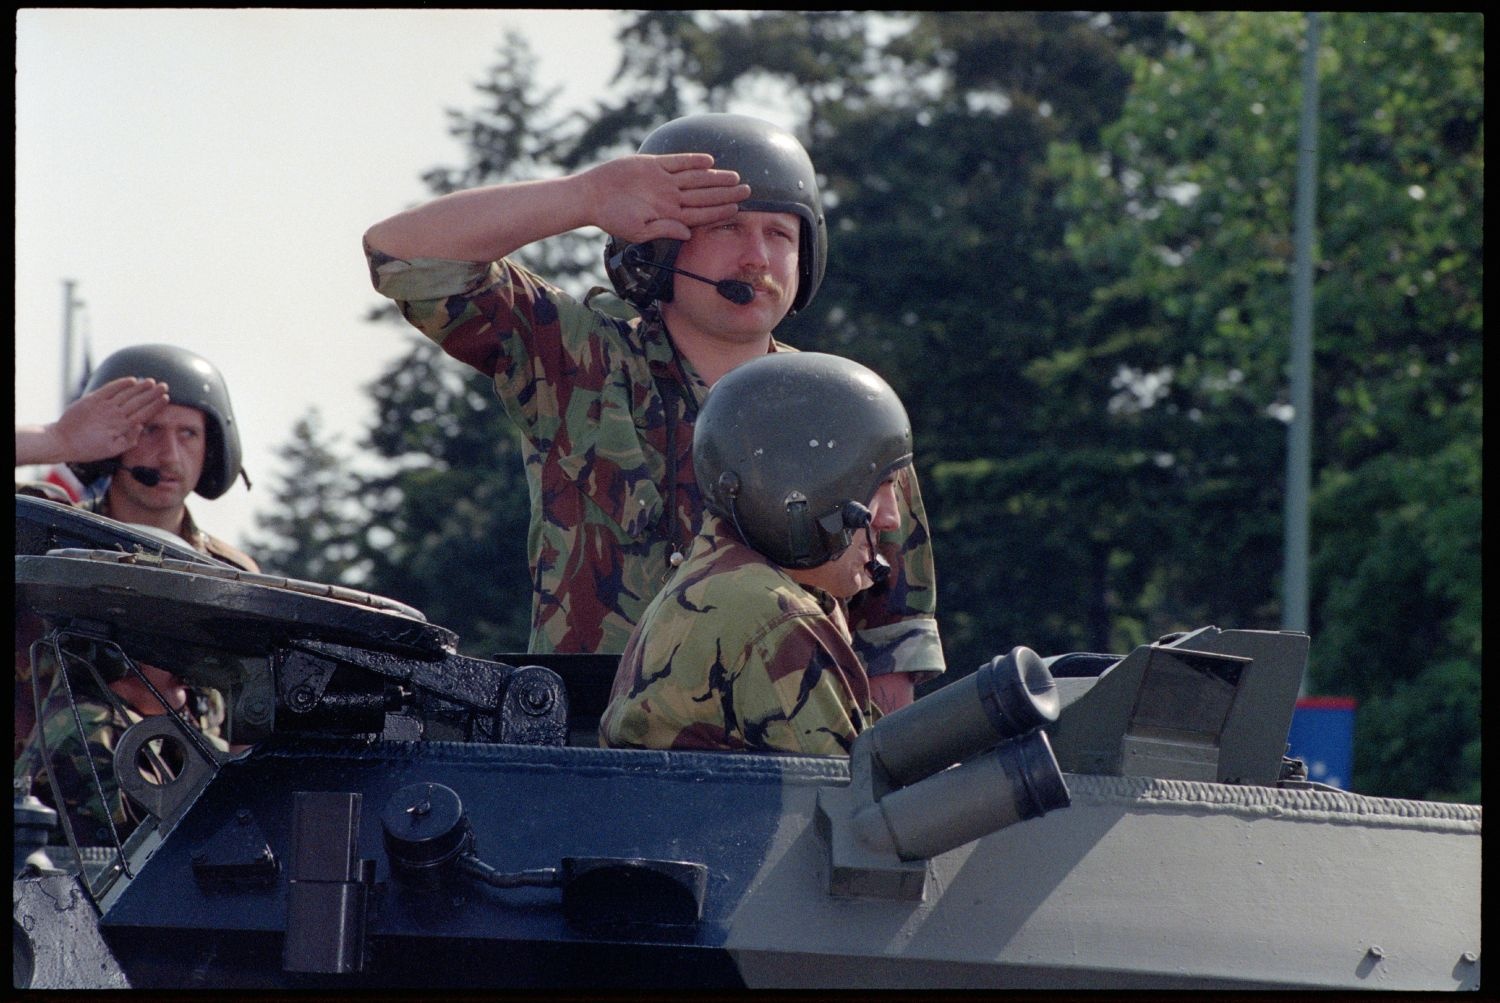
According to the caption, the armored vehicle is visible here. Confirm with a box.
[13,495,1481,990]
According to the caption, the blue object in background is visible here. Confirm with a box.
[1287,696,1357,790]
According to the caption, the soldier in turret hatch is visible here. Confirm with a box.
[599,352,911,756]
[365,113,943,713]
[56,344,258,572]
[15,344,255,759]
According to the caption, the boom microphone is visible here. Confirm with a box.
[622,246,756,305]
[118,463,162,487]
[842,502,891,585]
[864,526,892,585]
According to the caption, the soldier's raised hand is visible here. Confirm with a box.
[581,153,750,244]
[21,376,172,465]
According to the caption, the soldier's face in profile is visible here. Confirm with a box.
[109,661,190,717]
[791,479,901,600]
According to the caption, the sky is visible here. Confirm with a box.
[14,8,627,553]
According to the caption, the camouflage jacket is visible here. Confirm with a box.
[598,514,878,756]
[365,245,944,679]
[80,492,260,572]
[15,678,228,846]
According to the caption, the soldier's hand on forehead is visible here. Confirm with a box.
[584,153,751,244]
[52,377,172,463]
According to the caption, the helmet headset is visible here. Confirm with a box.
[694,352,912,570]
[69,344,245,500]
[605,113,827,316]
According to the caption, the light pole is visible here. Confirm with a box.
[1284,13,1320,687]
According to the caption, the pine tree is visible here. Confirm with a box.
[246,408,363,585]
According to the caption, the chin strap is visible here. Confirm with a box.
[842,501,891,585]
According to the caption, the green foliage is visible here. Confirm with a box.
[353,336,534,656]
[424,30,610,292]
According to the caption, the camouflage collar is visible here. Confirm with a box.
[640,306,795,400]
[701,513,839,614]
[87,490,203,551]
[640,309,709,408]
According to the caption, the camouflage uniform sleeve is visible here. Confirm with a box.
[14,698,133,844]
[363,242,532,390]
[847,464,946,683]
[366,240,675,656]
[363,240,611,436]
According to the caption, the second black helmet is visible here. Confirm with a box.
[694,352,912,569]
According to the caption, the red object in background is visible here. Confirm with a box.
[1295,696,1357,711]
[42,464,85,503]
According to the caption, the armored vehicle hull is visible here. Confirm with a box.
[16,739,1481,990]
[12,499,1482,990]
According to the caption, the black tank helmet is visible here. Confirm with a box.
[605,113,828,316]
[694,352,912,569]
[69,344,245,500]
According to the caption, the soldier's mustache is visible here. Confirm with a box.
[126,464,185,486]
[736,272,785,299]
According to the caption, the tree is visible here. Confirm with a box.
[343,32,614,657]
[245,408,363,585]
[1298,13,1482,802]
[348,335,535,658]
[1048,12,1481,801]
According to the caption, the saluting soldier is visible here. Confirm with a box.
[63,344,258,572]
[365,113,944,711]
[15,344,254,759]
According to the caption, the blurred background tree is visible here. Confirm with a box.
[1048,12,1481,801]
[254,11,1480,801]
[244,408,363,585]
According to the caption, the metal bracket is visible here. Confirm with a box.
[112,714,222,828]
[283,791,372,975]
[191,807,280,889]
[277,646,341,715]
[815,781,928,901]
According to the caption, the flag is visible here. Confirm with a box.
[41,464,86,504]
[69,334,94,404]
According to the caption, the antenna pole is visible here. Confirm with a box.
[61,279,85,409]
